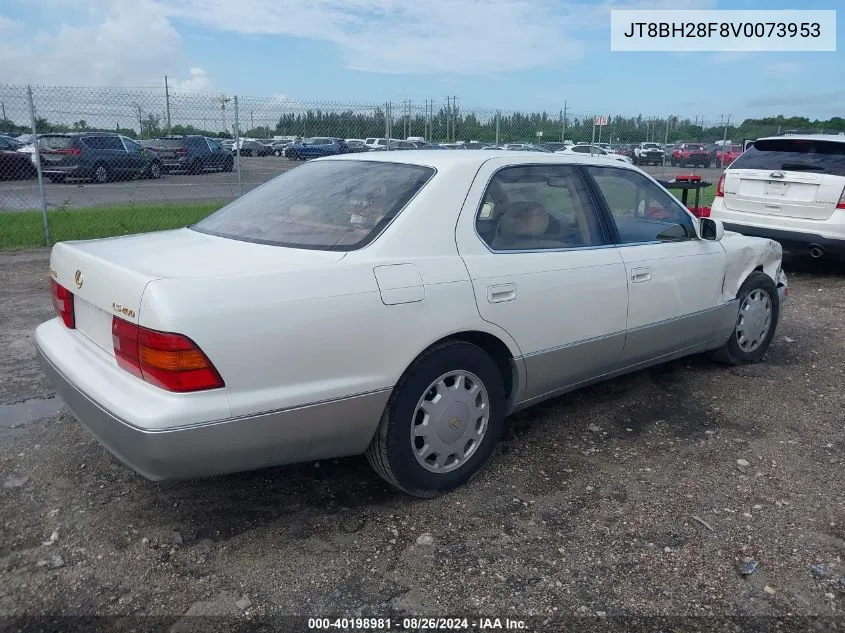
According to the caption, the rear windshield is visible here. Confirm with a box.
[154,139,186,148]
[38,136,74,150]
[191,160,435,250]
[731,139,845,176]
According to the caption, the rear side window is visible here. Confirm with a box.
[38,136,74,150]
[156,139,187,149]
[731,139,845,176]
[83,136,124,150]
[192,160,434,250]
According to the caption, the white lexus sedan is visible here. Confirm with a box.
[36,151,788,497]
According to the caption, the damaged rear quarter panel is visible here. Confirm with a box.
[720,232,784,300]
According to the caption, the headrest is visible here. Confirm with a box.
[498,202,550,239]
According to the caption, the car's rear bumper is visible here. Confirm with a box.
[36,334,390,481]
[722,223,845,256]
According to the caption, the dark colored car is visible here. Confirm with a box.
[671,142,712,167]
[151,135,234,174]
[36,133,163,184]
[537,142,569,152]
[235,140,273,157]
[285,137,349,160]
[0,135,36,180]
[344,140,371,153]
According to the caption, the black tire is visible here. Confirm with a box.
[366,340,507,498]
[92,163,109,184]
[704,161,712,168]
[709,271,779,365]
[287,151,298,161]
[148,161,162,179]
[274,150,282,157]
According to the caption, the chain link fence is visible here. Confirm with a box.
[2,83,843,245]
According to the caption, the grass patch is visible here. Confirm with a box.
[1,201,227,250]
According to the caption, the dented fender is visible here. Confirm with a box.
[720,231,786,301]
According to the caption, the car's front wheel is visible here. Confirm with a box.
[366,340,506,497]
[148,161,162,179]
[709,271,779,365]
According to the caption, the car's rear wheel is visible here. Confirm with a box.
[92,163,109,184]
[709,271,779,365]
[366,340,506,498]
[148,161,162,179]
[287,151,298,160]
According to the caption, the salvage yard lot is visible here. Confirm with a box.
[0,249,843,628]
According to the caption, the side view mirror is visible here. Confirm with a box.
[700,217,724,241]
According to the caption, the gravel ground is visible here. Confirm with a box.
[0,248,843,633]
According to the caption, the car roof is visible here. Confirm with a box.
[755,134,845,143]
[317,149,630,170]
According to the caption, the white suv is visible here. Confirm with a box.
[710,135,845,259]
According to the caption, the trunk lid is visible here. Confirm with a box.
[723,137,845,220]
[50,229,345,355]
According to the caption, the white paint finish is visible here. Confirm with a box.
[616,240,727,330]
[39,150,787,436]
[720,233,784,299]
[35,319,232,430]
[373,264,425,305]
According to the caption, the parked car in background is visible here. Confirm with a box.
[234,139,273,157]
[150,135,234,174]
[268,140,293,156]
[537,142,569,153]
[35,133,163,183]
[0,135,36,179]
[671,143,712,168]
[219,139,234,151]
[36,151,787,498]
[503,143,535,151]
[710,135,845,260]
[633,142,665,166]
[556,144,633,163]
[345,140,371,153]
[285,137,349,160]
[615,144,636,159]
[715,144,744,167]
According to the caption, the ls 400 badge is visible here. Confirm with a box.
[112,303,136,318]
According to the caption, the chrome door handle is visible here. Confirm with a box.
[488,283,517,303]
[631,268,652,283]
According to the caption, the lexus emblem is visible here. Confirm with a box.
[73,269,83,289]
[448,417,461,430]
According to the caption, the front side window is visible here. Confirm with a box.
[192,160,434,250]
[585,166,695,243]
[475,165,607,251]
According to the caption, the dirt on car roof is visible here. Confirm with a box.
[0,248,843,632]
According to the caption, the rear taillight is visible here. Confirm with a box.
[715,172,726,197]
[175,147,188,156]
[56,148,81,155]
[51,279,75,328]
[111,317,224,392]
[837,185,845,210]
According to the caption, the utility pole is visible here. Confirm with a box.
[721,114,731,168]
[452,95,458,142]
[560,102,568,142]
[164,76,172,135]
[495,110,500,146]
[137,105,143,138]
[250,111,254,133]
[217,94,231,135]
[1,101,6,133]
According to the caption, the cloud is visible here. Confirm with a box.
[173,67,213,92]
[0,0,209,89]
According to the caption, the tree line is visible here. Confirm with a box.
[2,109,842,145]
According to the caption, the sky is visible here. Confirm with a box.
[0,0,842,125]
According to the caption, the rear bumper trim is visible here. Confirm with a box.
[37,344,390,481]
[722,223,845,256]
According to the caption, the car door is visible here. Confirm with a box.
[456,160,629,403]
[204,138,222,168]
[96,135,130,176]
[120,137,146,176]
[583,165,730,368]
